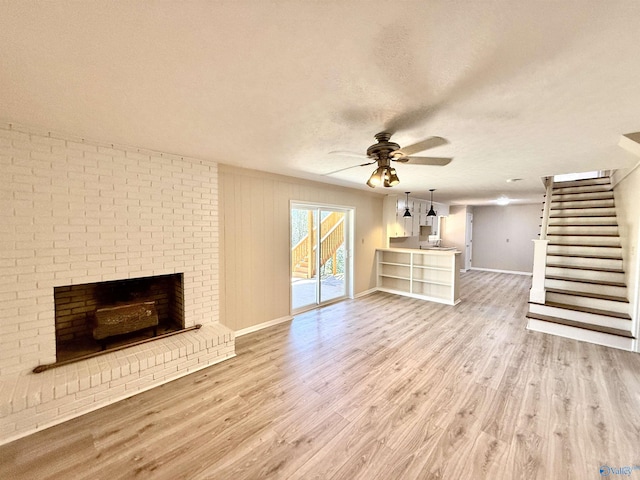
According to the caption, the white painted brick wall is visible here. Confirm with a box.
[0,123,233,445]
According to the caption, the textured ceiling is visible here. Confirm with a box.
[2,1,640,204]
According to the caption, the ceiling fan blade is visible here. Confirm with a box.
[393,156,452,166]
[325,160,377,175]
[328,150,369,159]
[395,137,448,157]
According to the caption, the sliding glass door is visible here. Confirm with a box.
[290,203,351,312]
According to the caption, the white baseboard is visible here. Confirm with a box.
[235,315,294,337]
[470,267,532,276]
[355,288,378,298]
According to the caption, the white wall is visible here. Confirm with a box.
[219,165,384,332]
[613,163,640,329]
[471,203,541,274]
[441,205,471,268]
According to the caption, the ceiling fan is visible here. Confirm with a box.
[328,132,452,188]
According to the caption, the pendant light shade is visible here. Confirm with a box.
[427,189,437,217]
[403,192,411,217]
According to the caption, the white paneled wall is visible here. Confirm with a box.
[0,124,233,444]
[219,165,385,332]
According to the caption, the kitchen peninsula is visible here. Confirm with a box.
[376,248,461,305]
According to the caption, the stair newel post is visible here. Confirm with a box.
[531,177,553,304]
[530,239,549,304]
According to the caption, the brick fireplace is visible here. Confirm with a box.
[0,124,235,445]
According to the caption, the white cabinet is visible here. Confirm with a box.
[422,203,450,237]
[401,215,412,237]
[383,196,450,240]
[383,195,403,238]
[376,248,461,305]
[383,195,415,238]
[412,201,422,236]
[426,214,438,236]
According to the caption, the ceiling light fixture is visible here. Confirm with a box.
[367,165,400,188]
[386,167,400,187]
[427,189,437,217]
[366,167,383,188]
[403,192,411,217]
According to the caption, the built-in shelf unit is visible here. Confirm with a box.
[376,248,461,305]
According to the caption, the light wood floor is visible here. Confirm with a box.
[2,271,640,479]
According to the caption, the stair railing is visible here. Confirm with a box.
[291,212,345,278]
[530,177,553,303]
[540,176,554,240]
[317,218,344,275]
[291,234,311,277]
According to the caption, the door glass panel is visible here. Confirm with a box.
[319,210,346,303]
[291,207,319,310]
[291,204,349,312]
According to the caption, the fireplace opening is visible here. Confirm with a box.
[54,274,185,362]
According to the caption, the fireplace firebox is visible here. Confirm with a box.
[54,273,184,361]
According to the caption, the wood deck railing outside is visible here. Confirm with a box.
[291,211,345,278]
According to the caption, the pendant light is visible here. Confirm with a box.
[427,189,437,217]
[403,192,411,217]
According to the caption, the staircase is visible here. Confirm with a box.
[291,212,345,279]
[526,176,635,350]
[292,259,309,278]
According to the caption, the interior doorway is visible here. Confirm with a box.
[290,203,353,312]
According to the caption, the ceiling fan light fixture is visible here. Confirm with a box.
[387,168,400,186]
[382,167,392,187]
[366,167,383,188]
[427,188,437,217]
[333,132,449,189]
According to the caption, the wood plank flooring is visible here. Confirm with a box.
[2,270,640,479]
